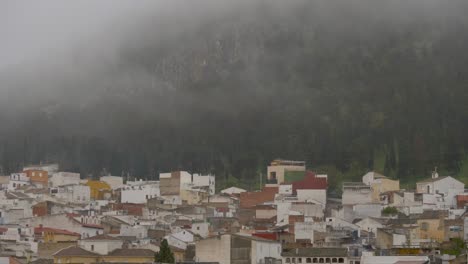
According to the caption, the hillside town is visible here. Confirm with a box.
[0,160,467,264]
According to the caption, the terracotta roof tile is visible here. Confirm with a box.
[34,226,80,237]
[291,171,327,193]
[240,187,278,209]
[53,246,99,257]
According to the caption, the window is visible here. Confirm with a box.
[91,245,94,251]
[298,258,302,263]
[332,258,337,263]
[292,258,296,263]
[197,226,200,230]
[313,258,318,263]
[427,185,430,193]
[286,258,291,263]
[13,183,16,188]
[421,222,429,231]
[338,258,344,263]
[326,258,330,263]
[319,259,324,263]
[270,172,277,180]
[450,226,462,232]
[306,258,312,263]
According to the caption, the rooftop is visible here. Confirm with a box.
[108,248,155,257]
[82,234,121,241]
[34,226,80,237]
[53,246,99,257]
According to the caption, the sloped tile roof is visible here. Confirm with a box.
[53,246,99,257]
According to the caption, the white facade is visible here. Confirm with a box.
[279,185,293,195]
[50,172,80,187]
[252,239,282,264]
[353,204,382,219]
[121,183,160,204]
[296,189,326,207]
[8,173,30,190]
[54,185,91,203]
[290,203,324,219]
[100,176,124,190]
[294,222,327,242]
[192,174,215,195]
[165,230,194,250]
[416,176,464,209]
[191,222,209,238]
[342,184,372,205]
[120,224,148,239]
[79,238,123,255]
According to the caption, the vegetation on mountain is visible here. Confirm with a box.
[1,1,468,192]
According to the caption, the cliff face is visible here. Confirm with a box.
[1,1,468,187]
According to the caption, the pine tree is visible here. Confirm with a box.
[154,239,175,263]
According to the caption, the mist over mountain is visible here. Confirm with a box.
[2,0,468,190]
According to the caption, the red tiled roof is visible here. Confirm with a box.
[34,226,80,237]
[291,171,327,193]
[240,186,278,209]
[0,227,8,233]
[253,232,277,240]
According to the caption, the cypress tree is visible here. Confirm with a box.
[155,239,175,263]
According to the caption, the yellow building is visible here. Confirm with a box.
[362,171,400,202]
[416,210,447,243]
[54,246,155,264]
[85,180,111,200]
[180,189,209,205]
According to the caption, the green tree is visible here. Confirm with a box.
[382,206,399,216]
[154,239,175,263]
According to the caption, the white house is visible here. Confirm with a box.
[191,221,209,238]
[50,172,81,187]
[354,217,384,234]
[120,224,148,239]
[195,234,281,264]
[79,234,123,255]
[100,176,124,190]
[121,183,160,204]
[342,182,372,205]
[416,172,464,209]
[54,185,91,203]
[296,189,327,207]
[8,173,30,190]
[165,230,195,250]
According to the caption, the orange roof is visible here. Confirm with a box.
[34,226,80,237]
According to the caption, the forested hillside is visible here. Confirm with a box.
[1,0,468,191]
